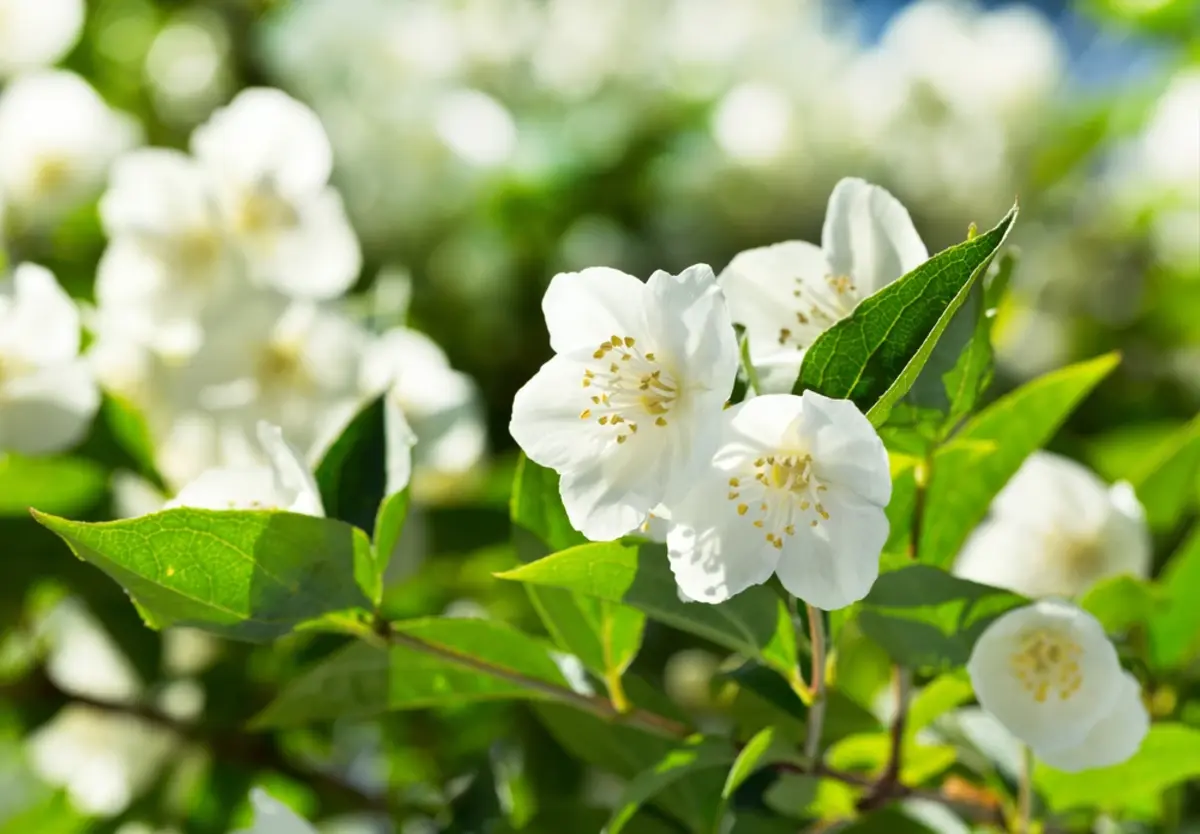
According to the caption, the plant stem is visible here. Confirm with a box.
[804,603,827,762]
[1016,744,1034,834]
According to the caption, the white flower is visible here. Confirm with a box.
[40,598,141,704]
[967,600,1131,755]
[953,452,1151,598]
[1033,669,1149,772]
[665,391,891,608]
[235,788,316,834]
[718,177,928,393]
[362,327,487,498]
[0,0,85,77]
[0,71,137,220]
[191,87,361,300]
[96,149,238,357]
[165,421,324,516]
[509,264,738,541]
[0,263,99,455]
[28,705,175,817]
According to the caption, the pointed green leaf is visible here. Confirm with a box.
[795,205,1017,425]
[905,672,975,738]
[722,727,795,801]
[0,455,105,516]
[314,395,388,534]
[605,737,735,834]
[254,617,570,726]
[496,541,799,687]
[1149,525,1200,669]
[32,508,376,642]
[1130,414,1200,532]
[372,487,410,575]
[918,352,1121,568]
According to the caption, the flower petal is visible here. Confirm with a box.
[509,354,611,473]
[250,188,362,300]
[559,452,663,541]
[383,397,417,497]
[165,467,280,511]
[0,361,99,455]
[966,600,1123,751]
[990,452,1111,540]
[257,421,324,517]
[541,266,647,355]
[1,263,80,365]
[645,263,739,394]
[99,148,215,239]
[802,390,891,506]
[773,485,887,610]
[1033,671,1149,773]
[240,788,317,834]
[1099,480,1152,579]
[821,177,928,295]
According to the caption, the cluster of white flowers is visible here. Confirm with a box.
[78,87,485,510]
[511,177,902,610]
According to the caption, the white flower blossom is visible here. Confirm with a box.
[718,177,928,393]
[666,391,890,608]
[510,264,738,541]
[0,263,99,455]
[235,788,316,834]
[165,421,324,516]
[0,71,137,221]
[190,88,361,299]
[0,0,85,77]
[1034,669,1149,772]
[953,452,1151,599]
[966,600,1136,758]
[362,327,487,499]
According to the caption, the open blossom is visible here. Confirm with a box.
[666,391,891,608]
[190,88,361,300]
[953,452,1150,598]
[235,789,316,834]
[510,265,738,541]
[165,421,324,516]
[0,263,99,455]
[718,177,928,393]
[967,600,1148,768]
[0,71,137,220]
[0,0,85,77]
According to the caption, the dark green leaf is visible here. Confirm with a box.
[606,737,735,834]
[0,455,105,516]
[794,205,1017,425]
[32,508,377,641]
[497,541,800,689]
[1130,414,1200,533]
[314,395,387,533]
[1149,525,1200,669]
[253,617,569,725]
[857,566,1024,669]
[918,352,1121,568]
[1079,574,1165,634]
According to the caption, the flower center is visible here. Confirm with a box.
[1009,628,1084,703]
[727,452,831,550]
[578,334,677,445]
[256,340,309,393]
[778,274,859,348]
[235,188,299,240]
[31,154,72,196]
[1047,530,1107,585]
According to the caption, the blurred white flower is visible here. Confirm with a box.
[165,421,324,516]
[952,452,1151,598]
[191,88,361,299]
[711,83,794,164]
[966,600,1131,756]
[434,89,518,167]
[28,705,175,817]
[235,788,316,834]
[0,0,85,77]
[0,263,99,455]
[666,391,890,608]
[510,264,738,540]
[718,177,927,393]
[1035,669,1149,773]
[40,598,141,704]
[363,327,487,499]
[0,71,137,221]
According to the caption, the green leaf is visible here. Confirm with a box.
[1035,723,1200,812]
[0,455,105,516]
[905,672,975,738]
[825,733,957,786]
[32,508,377,641]
[253,617,570,726]
[1149,525,1200,669]
[314,395,388,534]
[605,737,735,834]
[856,565,1024,669]
[723,727,789,801]
[497,541,800,689]
[1130,414,1200,532]
[918,352,1121,568]
[794,204,1017,424]
[941,251,1015,427]
[372,487,410,577]
[510,456,646,699]
[102,393,161,483]
[1079,574,1165,634]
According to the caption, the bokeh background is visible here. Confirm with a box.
[0,0,1197,831]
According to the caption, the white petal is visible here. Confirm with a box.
[247,188,362,300]
[541,266,647,355]
[559,455,663,541]
[952,516,1052,597]
[0,361,99,455]
[191,88,332,200]
[990,452,1111,540]
[165,467,280,511]
[644,263,739,394]
[0,263,80,365]
[966,600,1123,751]
[1098,481,1152,580]
[1033,671,1149,772]
[256,421,324,517]
[0,0,84,76]
[384,397,417,497]
[802,390,891,507]
[748,348,806,396]
[821,177,928,296]
[99,148,216,239]
[773,485,887,610]
[509,354,611,473]
[239,788,317,834]
[720,394,806,455]
[667,483,780,603]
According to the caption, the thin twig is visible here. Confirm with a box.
[804,604,827,762]
[860,666,912,811]
[1016,744,1034,833]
